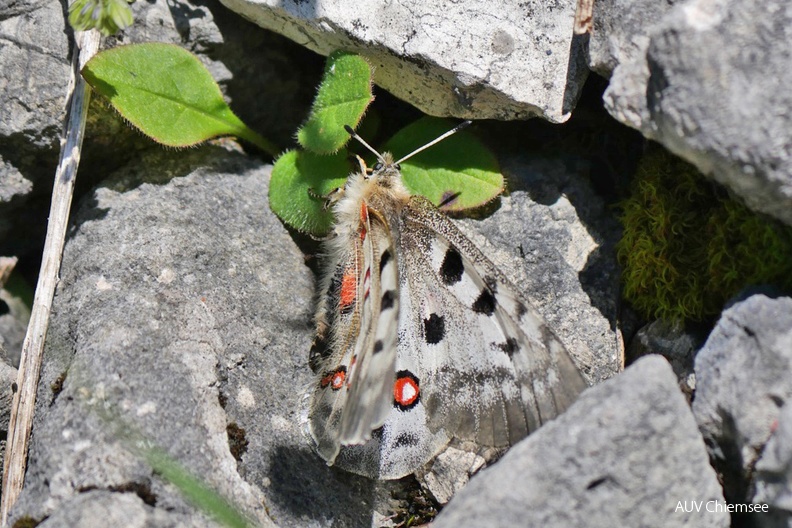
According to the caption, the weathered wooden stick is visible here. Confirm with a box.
[0,29,100,526]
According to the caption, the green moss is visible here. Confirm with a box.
[617,144,792,322]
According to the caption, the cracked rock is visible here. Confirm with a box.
[601,0,792,227]
[693,294,792,506]
[10,147,303,527]
[218,0,589,122]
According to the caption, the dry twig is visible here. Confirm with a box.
[0,29,101,525]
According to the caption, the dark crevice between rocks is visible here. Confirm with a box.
[76,481,158,507]
[390,475,441,526]
[49,371,66,406]
[11,515,44,528]
[709,408,771,528]
[227,422,248,462]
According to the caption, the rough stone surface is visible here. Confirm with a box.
[35,490,201,528]
[11,148,301,527]
[0,360,17,452]
[11,135,622,525]
[433,355,729,528]
[0,0,69,148]
[0,284,29,367]
[627,319,705,399]
[602,0,792,227]
[585,0,679,78]
[417,446,485,505]
[0,0,69,257]
[693,294,792,504]
[755,402,792,522]
[219,0,589,123]
[0,0,322,264]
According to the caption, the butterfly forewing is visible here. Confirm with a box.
[401,197,588,445]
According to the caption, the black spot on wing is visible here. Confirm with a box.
[373,339,384,353]
[423,313,446,344]
[379,249,392,273]
[439,191,461,208]
[472,288,496,315]
[381,290,396,310]
[391,432,419,448]
[440,247,464,285]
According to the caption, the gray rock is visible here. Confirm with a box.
[693,294,792,504]
[35,490,207,528]
[586,0,679,78]
[0,0,69,256]
[11,147,301,527]
[0,283,31,367]
[755,402,792,522]
[602,0,792,226]
[11,137,622,525]
[0,360,18,459]
[0,0,321,263]
[628,319,705,399]
[218,0,589,123]
[433,355,729,528]
[462,154,624,384]
[0,0,69,148]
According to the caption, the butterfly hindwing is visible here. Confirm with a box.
[307,199,400,464]
[338,207,400,445]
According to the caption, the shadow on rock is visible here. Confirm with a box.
[267,444,377,527]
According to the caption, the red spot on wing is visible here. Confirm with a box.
[320,366,347,391]
[359,203,369,241]
[331,369,346,390]
[339,270,357,310]
[393,371,420,410]
[359,203,369,224]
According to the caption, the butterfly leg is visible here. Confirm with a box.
[308,186,345,210]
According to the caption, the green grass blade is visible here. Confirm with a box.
[269,149,351,235]
[82,43,277,155]
[297,51,373,154]
[144,448,251,528]
[383,117,503,211]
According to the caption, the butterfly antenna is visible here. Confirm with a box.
[344,125,386,164]
[395,120,472,165]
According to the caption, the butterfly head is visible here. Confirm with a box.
[367,152,402,184]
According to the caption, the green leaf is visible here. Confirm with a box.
[297,51,373,154]
[269,149,351,235]
[82,43,277,155]
[383,117,503,211]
